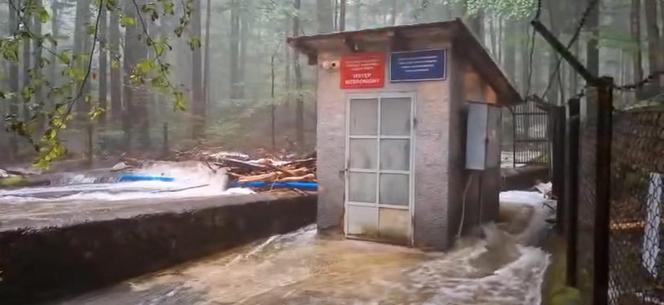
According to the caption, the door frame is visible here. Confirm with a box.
[344,91,416,246]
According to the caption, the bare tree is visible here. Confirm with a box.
[317,0,334,33]
[294,0,304,144]
[73,0,92,115]
[203,0,212,106]
[123,0,150,150]
[191,0,205,138]
[98,4,108,125]
[631,0,643,85]
[586,0,600,76]
[20,0,31,121]
[33,0,45,128]
[7,0,19,159]
[229,0,242,99]
[109,5,122,123]
[339,0,347,31]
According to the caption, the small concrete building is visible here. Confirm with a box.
[289,19,522,250]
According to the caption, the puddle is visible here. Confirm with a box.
[55,224,549,305]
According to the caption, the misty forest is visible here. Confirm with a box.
[0,0,661,166]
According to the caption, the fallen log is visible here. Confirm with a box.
[238,172,279,183]
[279,174,316,182]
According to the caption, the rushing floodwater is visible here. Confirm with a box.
[0,162,240,204]
[55,223,550,305]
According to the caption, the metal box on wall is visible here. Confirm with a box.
[466,102,502,170]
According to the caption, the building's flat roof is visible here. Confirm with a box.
[288,19,523,105]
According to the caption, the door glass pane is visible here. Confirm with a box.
[350,98,378,135]
[380,97,411,135]
[379,174,409,206]
[350,139,377,169]
[349,172,377,203]
[347,205,378,236]
[379,208,409,241]
[380,139,410,170]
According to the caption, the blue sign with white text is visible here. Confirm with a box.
[390,49,446,82]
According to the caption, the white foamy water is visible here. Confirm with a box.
[0,161,245,204]
[57,223,550,305]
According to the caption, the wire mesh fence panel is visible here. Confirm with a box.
[608,109,664,305]
[512,100,550,167]
[577,103,599,305]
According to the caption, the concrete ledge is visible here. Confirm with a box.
[0,192,317,304]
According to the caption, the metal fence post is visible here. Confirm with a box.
[550,105,566,234]
[566,98,580,286]
[577,77,613,305]
[594,76,613,305]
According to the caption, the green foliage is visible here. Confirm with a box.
[1,0,195,167]
[454,0,536,19]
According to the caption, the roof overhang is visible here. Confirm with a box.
[288,19,523,106]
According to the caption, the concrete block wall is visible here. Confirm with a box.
[0,193,316,305]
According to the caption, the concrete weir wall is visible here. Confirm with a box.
[0,192,317,304]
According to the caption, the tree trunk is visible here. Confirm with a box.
[229,0,242,99]
[21,0,31,121]
[317,0,334,34]
[546,0,560,105]
[389,0,397,25]
[520,21,531,95]
[645,0,660,92]
[488,15,498,58]
[8,0,19,159]
[33,0,45,128]
[122,0,149,150]
[191,0,205,138]
[73,0,91,115]
[586,0,600,76]
[271,53,277,149]
[462,1,484,39]
[49,1,60,90]
[98,5,108,125]
[239,6,247,97]
[109,8,122,123]
[203,0,212,106]
[294,0,304,145]
[631,0,643,85]
[353,1,361,30]
[339,0,347,31]
[503,20,517,84]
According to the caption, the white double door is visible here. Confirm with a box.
[345,93,414,245]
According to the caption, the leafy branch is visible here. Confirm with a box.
[1,0,197,168]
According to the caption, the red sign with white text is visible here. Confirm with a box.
[340,52,385,89]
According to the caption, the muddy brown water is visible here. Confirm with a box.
[52,222,549,305]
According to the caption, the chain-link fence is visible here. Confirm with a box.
[608,109,664,304]
[562,85,664,304]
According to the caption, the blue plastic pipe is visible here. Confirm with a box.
[230,181,317,191]
[118,174,175,182]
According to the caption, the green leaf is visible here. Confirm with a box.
[57,51,72,65]
[188,37,202,50]
[174,90,187,111]
[37,7,50,23]
[86,24,97,36]
[88,105,106,121]
[1,39,20,62]
[120,15,136,27]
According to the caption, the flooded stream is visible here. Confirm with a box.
[0,162,239,204]
[55,224,549,305]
